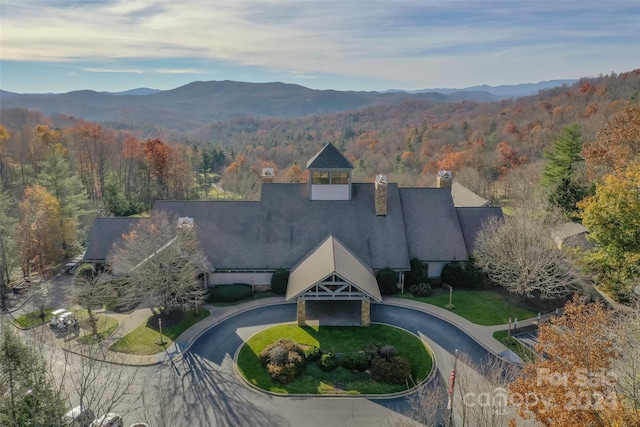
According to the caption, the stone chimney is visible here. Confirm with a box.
[437,170,452,188]
[261,168,275,183]
[375,174,388,216]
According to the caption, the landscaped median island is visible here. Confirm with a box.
[109,308,210,355]
[398,288,536,326]
[237,324,433,395]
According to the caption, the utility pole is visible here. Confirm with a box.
[447,348,459,427]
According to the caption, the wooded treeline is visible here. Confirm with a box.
[0,70,638,293]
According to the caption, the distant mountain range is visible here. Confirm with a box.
[0,79,575,132]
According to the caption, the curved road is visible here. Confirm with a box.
[127,303,498,427]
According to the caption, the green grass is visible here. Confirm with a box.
[109,308,210,355]
[12,308,56,328]
[399,289,536,325]
[493,330,537,362]
[73,310,119,344]
[237,324,433,394]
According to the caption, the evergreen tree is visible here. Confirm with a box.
[542,124,590,217]
[0,320,67,426]
[38,146,89,255]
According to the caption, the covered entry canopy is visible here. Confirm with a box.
[286,235,382,302]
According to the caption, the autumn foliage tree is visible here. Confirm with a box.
[509,296,638,426]
[582,103,640,178]
[17,185,63,275]
[577,164,640,302]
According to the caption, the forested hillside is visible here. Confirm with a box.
[0,70,638,288]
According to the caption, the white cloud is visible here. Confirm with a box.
[1,0,638,89]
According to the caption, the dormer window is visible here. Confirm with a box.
[312,171,349,185]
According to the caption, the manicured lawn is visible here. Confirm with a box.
[237,324,433,394]
[399,289,536,325]
[73,309,119,344]
[109,308,210,355]
[12,308,56,328]
[493,330,537,362]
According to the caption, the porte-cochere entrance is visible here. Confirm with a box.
[285,235,383,326]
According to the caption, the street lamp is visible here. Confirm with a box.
[157,317,165,346]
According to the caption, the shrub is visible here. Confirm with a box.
[404,258,427,288]
[376,268,399,295]
[259,338,304,366]
[464,255,490,289]
[318,352,339,372]
[207,284,253,303]
[270,269,290,295]
[441,262,465,288]
[378,344,398,360]
[409,282,432,297]
[259,338,306,384]
[340,352,370,371]
[304,345,322,362]
[363,343,381,361]
[370,355,412,385]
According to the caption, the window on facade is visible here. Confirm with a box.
[312,171,330,184]
[331,171,350,184]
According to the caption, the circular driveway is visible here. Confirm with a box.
[156,303,497,426]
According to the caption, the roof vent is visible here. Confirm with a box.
[178,217,194,228]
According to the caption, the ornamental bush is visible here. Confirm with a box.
[441,262,465,288]
[304,345,322,362]
[370,355,412,385]
[318,352,339,372]
[378,344,398,360]
[340,351,370,371]
[207,284,253,303]
[270,269,290,295]
[409,282,432,297]
[259,338,306,384]
[376,268,398,295]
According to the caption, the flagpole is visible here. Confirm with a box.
[448,348,459,427]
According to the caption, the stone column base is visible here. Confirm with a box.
[361,299,370,326]
[297,299,306,326]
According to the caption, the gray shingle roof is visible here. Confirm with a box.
[84,217,143,262]
[455,206,504,253]
[286,235,382,302]
[398,188,469,262]
[153,182,410,271]
[306,143,354,169]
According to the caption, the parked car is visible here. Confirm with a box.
[129,423,149,427]
[49,309,68,328]
[90,413,123,427]
[52,311,79,332]
[62,405,96,426]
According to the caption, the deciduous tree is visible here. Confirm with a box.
[474,214,585,299]
[17,185,63,275]
[578,164,640,302]
[509,296,637,426]
[107,211,209,313]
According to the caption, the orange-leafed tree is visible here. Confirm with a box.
[509,296,637,426]
[582,103,640,178]
[17,185,64,275]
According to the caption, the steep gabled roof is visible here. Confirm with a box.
[286,235,382,302]
[84,217,143,262]
[398,188,469,261]
[153,182,410,271]
[306,143,353,169]
[455,206,504,253]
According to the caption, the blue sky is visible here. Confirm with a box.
[1,1,638,94]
